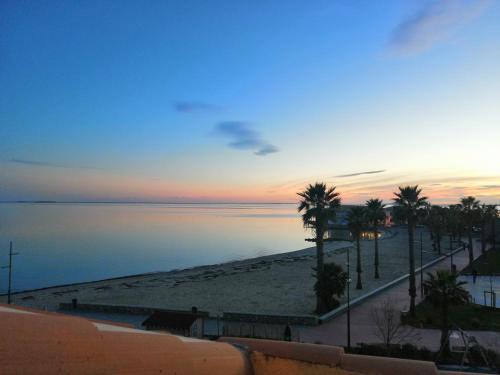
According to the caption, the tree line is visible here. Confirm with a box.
[297,183,499,315]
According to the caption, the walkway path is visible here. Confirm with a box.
[301,239,500,351]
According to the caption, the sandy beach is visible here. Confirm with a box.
[2,227,441,316]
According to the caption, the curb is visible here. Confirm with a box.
[319,246,466,322]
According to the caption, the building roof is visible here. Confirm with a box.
[0,304,248,374]
[0,304,481,375]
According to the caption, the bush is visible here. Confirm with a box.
[314,262,347,311]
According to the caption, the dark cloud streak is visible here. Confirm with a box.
[174,101,221,114]
[212,122,280,156]
[335,170,386,178]
[8,158,99,170]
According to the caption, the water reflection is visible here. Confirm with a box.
[0,203,306,292]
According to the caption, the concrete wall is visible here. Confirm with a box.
[223,321,302,341]
[219,338,475,375]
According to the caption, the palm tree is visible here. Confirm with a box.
[393,185,428,317]
[486,205,499,250]
[460,196,480,266]
[479,204,499,253]
[298,183,341,313]
[426,205,445,254]
[423,270,469,355]
[448,204,464,244]
[366,198,385,279]
[478,204,489,254]
[347,206,367,290]
[443,207,456,258]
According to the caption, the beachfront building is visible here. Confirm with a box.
[327,205,393,241]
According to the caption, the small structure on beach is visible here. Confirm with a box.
[59,302,209,338]
[142,308,206,338]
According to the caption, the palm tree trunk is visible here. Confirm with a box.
[431,231,436,252]
[441,300,450,357]
[356,236,362,290]
[481,223,486,254]
[468,228,473,266]
[316,238,324,276]
[316,231,325,313]
[437,233,441,255]
[493,219,497,250]
[374,225,380,279]
[408,220,416,317]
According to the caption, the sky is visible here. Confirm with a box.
[1,0,499,204]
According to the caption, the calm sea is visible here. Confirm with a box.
[0,203,307,293]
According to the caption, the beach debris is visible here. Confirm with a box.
[52,289,79,296]
[120,282,138,289]
[94,286,111,291]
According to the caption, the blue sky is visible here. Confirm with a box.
[1,0,499,203]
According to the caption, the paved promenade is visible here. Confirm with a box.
[301,240,500,352]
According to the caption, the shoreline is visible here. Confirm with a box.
[0,241,352,297]
[3,242,339,297]
[3,227,440,316]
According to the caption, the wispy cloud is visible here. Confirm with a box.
[174,101,221,114]
[8,158,98,170]
[212,122,280,156]
[480,185,500,189]
[335,170,386,178]
[388,0,492,57]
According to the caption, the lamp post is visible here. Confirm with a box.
[2,241,19,304]
[346,246,351,352]
[449,237,454,273]
[420,231,423,297]
[413,232,427,298]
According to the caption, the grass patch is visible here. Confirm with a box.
[405,299,500,331]
[462,248,500,275]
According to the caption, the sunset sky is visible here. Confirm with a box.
[1,0,499,204]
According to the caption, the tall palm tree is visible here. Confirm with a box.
[366,198,385,279]
[426,205,445,254]
[479,204,499,253]
[478,204,489,254]
[448,204,464,244]
[460,196,480,266]
[298,183,341,313]
[486,205,499,250]
[443,207,456,258]
[423,270,469,355]
[347,206,367,290]
[393,185,428,317]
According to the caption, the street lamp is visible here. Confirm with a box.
[414,231,430,298]
[346,246,352,352]
[419,231,423,297]
[1,241,19,304]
